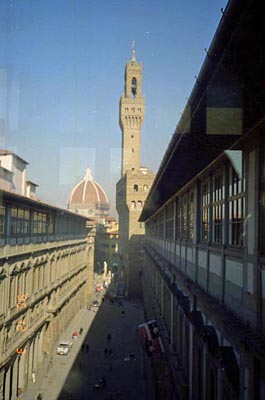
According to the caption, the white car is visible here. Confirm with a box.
[56,341,72,355]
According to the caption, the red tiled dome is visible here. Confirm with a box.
[67,168,109,208]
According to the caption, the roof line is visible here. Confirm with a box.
[67,180,83,205]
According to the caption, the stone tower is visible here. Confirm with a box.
[119,43,145,176]
[116,45,155,297]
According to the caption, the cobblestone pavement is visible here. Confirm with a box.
[24,296,155,400]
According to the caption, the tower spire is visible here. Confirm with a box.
[131,40,136,63]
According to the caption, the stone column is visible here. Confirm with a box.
[0,367,5,400]
[4,364,11,400]
[217,368,223,400]
[188,323,193,400]
[37,330,44,367]
[11,357,19,399]
[170,292,174,351]
[17,352,26,395]
[27,342,34,382]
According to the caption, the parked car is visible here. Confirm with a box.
[56,341,72,355]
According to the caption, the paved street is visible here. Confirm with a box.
[58,296,155,400]
[24,294,155,400]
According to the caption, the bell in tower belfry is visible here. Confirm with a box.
[119,43,145,176]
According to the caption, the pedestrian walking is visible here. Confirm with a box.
[104,347,108,357]
[37,393,42,400]
[107,333,111,343]
[79,327,83,335]
[81,343,85,351]
[86,344,90,353]
[101,375,106,388]
[72,331,78,340]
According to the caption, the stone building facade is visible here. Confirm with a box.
[140,1,265,399]
[94,217,119,273]
[0,154,94,399]
[116,46,155,296]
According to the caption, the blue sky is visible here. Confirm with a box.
[0,0,227,215]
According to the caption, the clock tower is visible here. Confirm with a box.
[119,43,145,176]
[116,44,155,297]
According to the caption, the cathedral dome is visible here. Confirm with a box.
[67,168,109,219]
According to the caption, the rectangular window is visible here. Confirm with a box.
[228,164,245,247]
[201,182,210,241]
[165,203,174,240]
[17,208,25,235]
[212,173,225,244]
[33,212,38,234]
[24,209,30,235]
[0,206,5,235]
[10,207,18,236]
[176,198,182,240]
[158,211,164,238]
[33,211,47,235]
[182,196,188,240]
[188,192,194,241]
[11,207,30,236]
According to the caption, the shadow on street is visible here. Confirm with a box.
[57,295,155,400]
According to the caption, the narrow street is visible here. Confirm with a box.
[23,293,155,400]
[58,295,155,400]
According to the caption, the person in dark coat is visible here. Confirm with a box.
[101,375,106,388]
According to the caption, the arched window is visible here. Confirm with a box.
[143,184,148,192]
[133,184,138,192]
[131,77,137,97]
[131,201,136,210]
[137,201,142,210]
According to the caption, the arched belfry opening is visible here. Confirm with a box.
[131,77,137,97]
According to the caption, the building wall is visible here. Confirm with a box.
[0,193,94,399]
[142,141,265,399]
[0,167,12,192]
[0,154,27,195]
[116,168,154,296]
